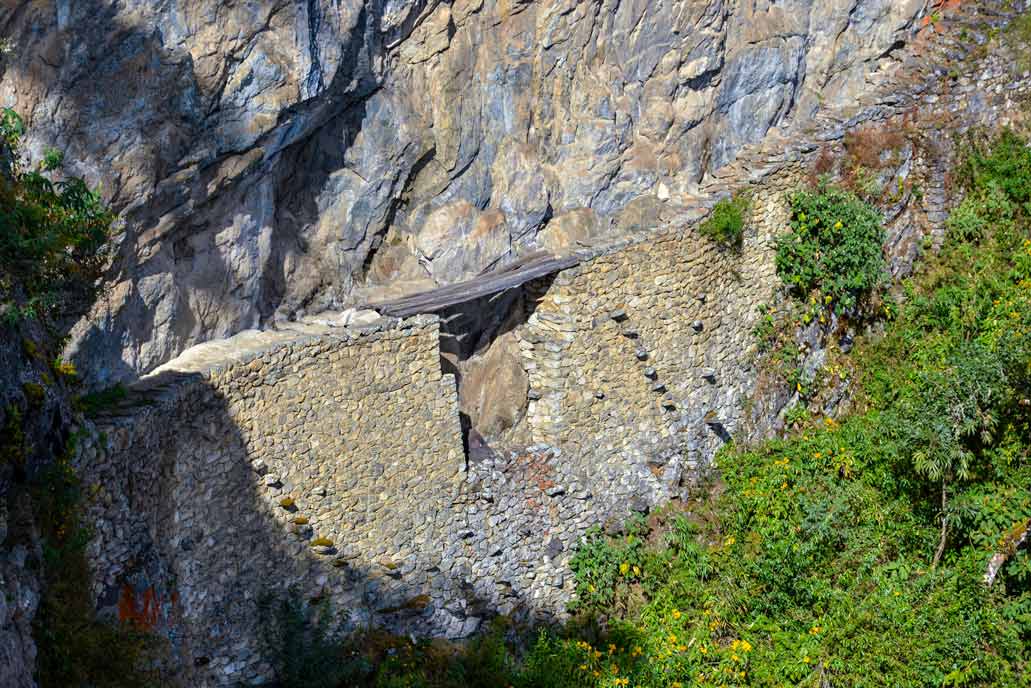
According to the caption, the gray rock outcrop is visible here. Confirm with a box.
[0,0,930,386]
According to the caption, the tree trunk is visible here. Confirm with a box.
[932,479,947,569]
[985,518,1031,587]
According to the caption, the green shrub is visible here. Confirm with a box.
[957,129,1031,208]
[775,184,886,311]
[0,108,113,323]
[32,437,166,688]
[698,194,749,249]
[75,383,128,415]
[946,195,988,242]
[568,515,648,614]
[257,591,370,688]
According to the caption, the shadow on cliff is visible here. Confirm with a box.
[2,1,416,390]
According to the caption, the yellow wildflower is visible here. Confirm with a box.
[619,562,630,575]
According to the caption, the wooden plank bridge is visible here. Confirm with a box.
[362,250,582,318]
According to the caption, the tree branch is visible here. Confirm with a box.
[985,517,1031,587]
[932,479,947,569]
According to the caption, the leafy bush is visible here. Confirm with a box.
[258,591,370,688]
[946,195,988,242]
[32,436,166,688]
[0,108,113,323]
[698,194,749,249]
[775,184,886,311]
[568,515,648,613]
[75,383,128,415]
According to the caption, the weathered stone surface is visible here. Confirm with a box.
[538,208,598,253]
[414,201,510,284]
[459,330,529,439]
[0,0,955,387]
[9,3,1031,685]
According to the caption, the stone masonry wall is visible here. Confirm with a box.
[74,171,799,686]
[79,316,465,684]
[512,167,804,506]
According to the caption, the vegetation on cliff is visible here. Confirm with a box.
[775,185,886,312]
[699,195,750,250]
[0,110,160,687]
[312,131,1031,687]
[0,108,113,324]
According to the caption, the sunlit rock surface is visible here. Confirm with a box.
[0,0,928,385]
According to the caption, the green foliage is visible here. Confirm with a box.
[258,591,370,688]
[1007,12,1031,71]
[783,401,810,427]
[775,184,886,311]
[32,435,166,688]
[957,130,1031,211]
[699,194,750,249]
[568,515,648,613]
[945,195,988,242]
[0,108,113,323]
[0,404,27,467]
[75,384,129,416]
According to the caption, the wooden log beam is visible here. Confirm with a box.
[363,253,581,318]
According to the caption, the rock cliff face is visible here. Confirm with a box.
[0,0,930,385]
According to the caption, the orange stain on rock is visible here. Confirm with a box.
[117,584,161,630]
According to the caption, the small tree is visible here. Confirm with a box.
[889,342,1008,566]
[0,108,113,324]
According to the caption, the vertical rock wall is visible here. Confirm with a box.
[0,0,945,387]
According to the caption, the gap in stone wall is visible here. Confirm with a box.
[436,276,555,462]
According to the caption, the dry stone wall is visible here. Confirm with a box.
[79,316,466,684]
[75,172,799,686]
[511,168,803,505]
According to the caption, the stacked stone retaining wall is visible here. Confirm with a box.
[80,317,465,683]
